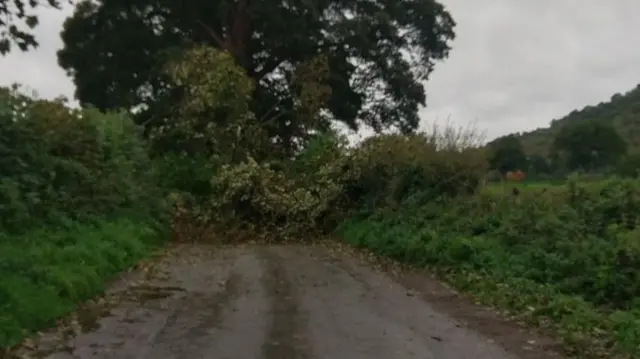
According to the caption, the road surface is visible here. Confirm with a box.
[17,243,564,359]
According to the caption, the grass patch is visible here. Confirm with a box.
[0,217,167,348]
[483,180,563,194]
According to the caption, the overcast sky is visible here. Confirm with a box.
[1,0,640,141]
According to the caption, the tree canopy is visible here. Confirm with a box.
[0,0,63,54]
[552,120,627,172]
[487,134,527,174]
[57,0,456,153]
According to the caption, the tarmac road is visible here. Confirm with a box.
[17,243,565,359]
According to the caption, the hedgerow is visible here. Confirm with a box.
[0,86,166,234]
[338,178,640,358]
[0,85,170,348]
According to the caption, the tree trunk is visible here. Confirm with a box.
[227,0,252,70]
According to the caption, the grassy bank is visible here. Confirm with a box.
[0,217,167,348]
[338,178,640,358]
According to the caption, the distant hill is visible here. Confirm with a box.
[489,83,640,157]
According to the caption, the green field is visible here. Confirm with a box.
[484,180,561,192]
[483,177,621,195]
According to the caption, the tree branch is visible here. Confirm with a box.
[196,19,227,49]
[252,58,282,80]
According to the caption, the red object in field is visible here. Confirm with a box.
[505,170,525,182]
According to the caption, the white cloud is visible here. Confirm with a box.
[0,4,75,101]
[420,0,640,140]
[2,1,640,141]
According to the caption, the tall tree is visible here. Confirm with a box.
[615,153,640,178]
[488,135,527,174]
[552,120,628,172]
[527,154,551,176]
[0,0,63,54]
[57,0,456,152]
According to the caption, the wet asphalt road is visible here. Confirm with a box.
[24,244,562,359]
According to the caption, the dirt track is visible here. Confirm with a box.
[22,243,565,359]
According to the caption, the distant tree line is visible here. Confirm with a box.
[488,120,639,180]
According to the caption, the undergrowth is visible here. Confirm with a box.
[338,178,640,358]
[0,218,166,348]
[0,86,170,349]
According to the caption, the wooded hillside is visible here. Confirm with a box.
[490,83,640,156]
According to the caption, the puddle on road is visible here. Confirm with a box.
[75,302,113,333]
[71,285,186,334]
[119,284,186,304]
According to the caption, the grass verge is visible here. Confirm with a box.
[0,217,168,348]
[337,190,640,359]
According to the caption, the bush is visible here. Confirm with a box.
[343,127,487,213]
[0,87,165,234]
[199,123,488,241]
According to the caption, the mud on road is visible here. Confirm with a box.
[16,243,566,359]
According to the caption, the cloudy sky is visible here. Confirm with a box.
[1,0,640,141]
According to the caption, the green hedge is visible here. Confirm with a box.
[0,86,171,349]
[0,86,164,235]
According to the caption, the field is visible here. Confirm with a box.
[485,180,564,192]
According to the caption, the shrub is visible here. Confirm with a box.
[343,127,487,213]
[0,86,164,234]
[0,85,169,350]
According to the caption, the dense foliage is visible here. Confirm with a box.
[490,83,640,170]
[0,219,162,348]
[56,0,456,154]
[552,120,628,172]
[487,119,628,179]
[487,134,527,175]
[0,85,169,348]
[0,86,164,233]
[340,178,640,358]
